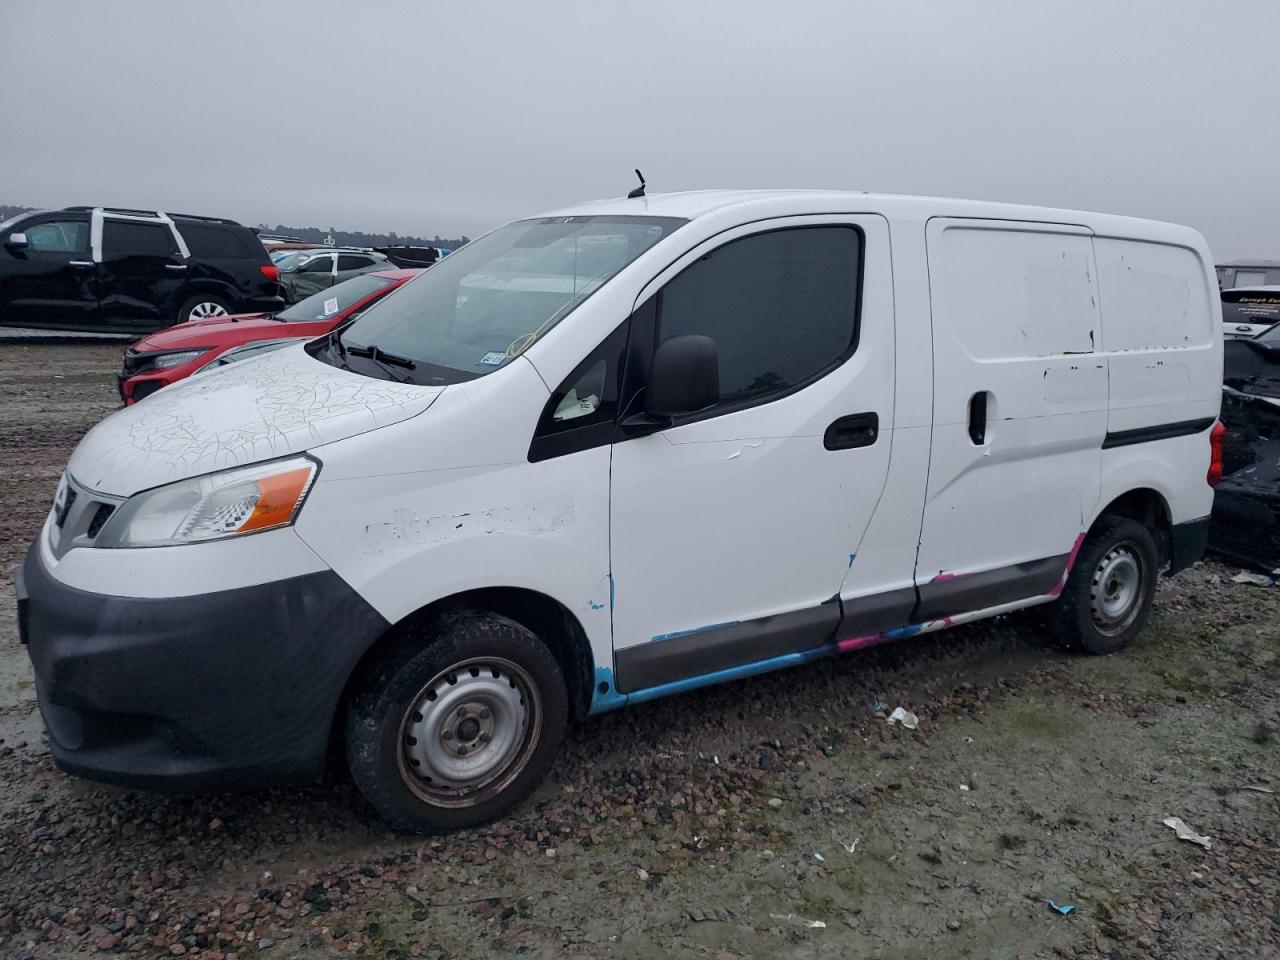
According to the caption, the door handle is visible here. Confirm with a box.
[824,412,879,450]
[68,260,93,268]
[165,263,188,271]
[968,391,989,445]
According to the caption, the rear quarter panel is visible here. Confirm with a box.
[1094,232,1221,524]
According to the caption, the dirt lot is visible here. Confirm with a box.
[0,344,1277,960]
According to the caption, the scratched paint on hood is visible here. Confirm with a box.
[68,346,442,497]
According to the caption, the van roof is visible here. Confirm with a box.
[537,189,1203,245]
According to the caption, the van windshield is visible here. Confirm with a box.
[325,215,684,384]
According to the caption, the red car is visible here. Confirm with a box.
[117,268,422,404]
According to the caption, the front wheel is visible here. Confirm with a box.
[345,611,567,832]
[1047,516,1158,654]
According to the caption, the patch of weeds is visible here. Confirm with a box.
[997,833,1026,851]
[1253,722,1274,746]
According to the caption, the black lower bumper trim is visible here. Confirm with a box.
[21,543,389,792]
[1169,515,1210,575]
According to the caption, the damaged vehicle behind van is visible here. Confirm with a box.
[1210,325,1280,569]
[17,191,1222,832]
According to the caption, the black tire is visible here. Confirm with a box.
[345,611,567,833]
[1047,516,1158,654]
[174,293,232,325]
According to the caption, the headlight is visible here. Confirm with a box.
[136,349,211,371]
[95,456,319,548]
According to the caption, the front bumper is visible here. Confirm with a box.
[18,543,388,791]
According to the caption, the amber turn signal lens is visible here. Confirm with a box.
[239,467,315,533]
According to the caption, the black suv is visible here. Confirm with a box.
[0,206,284,331]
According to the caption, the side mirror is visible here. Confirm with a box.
[647,334,719,417]
[4,232,29,251]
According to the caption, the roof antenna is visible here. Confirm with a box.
[626,169,646,199]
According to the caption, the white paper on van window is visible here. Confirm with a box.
[322,297,340,316]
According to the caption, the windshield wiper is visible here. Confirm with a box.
[346,342,417,382]
[348,343,416,369]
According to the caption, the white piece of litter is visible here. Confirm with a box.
[887,706,919,730]
[1163,816,1212,850]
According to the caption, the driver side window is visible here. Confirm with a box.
[24,219,88,255]
[300,256,332,274]
[652,226,862,413]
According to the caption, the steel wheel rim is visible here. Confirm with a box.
[188,301,228,320]
[1090,542,1145,636]
[396,657,541,808]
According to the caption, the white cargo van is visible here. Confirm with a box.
[18,191,1223,831]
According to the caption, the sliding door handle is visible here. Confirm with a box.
[824,412,879,450]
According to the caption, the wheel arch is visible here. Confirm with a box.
[334,586,598,755]
[1093,487,1173,566]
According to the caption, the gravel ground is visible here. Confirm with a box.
[0,344,1277,960]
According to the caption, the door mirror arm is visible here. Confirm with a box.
[619,409,674,436]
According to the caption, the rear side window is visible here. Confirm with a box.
[931,225,1098,359]
[178,223,255,259]
[1096,238,1213,350]
[654,226,861,408]
[338,254,375,270]
[102,220,177,258]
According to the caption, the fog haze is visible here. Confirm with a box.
[2,0,1276,258]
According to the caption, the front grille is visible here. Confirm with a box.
[86,503,115,538]
[131,379,165,402]
[54,487,77,528]
[49,475,124,558]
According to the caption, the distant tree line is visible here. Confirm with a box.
[257,224,469,251]
[0,203,467,250]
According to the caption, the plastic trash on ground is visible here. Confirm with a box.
[1162,816,1212,850]
[887,706,919,729]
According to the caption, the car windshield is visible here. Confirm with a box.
[276,274,394,322]
[332,215,683,382]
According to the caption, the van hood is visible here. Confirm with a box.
[69,345,443,497]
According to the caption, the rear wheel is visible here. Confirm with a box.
[175,294,231,324]
[1048,516,1158,654]
[345,611,567,832]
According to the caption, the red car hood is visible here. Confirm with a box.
[133,313,330,352]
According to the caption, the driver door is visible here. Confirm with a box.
[1,213,97,329]
[608,216,899,695]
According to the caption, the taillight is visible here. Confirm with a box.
[1208,421,1226,487]
[260,264,280,282]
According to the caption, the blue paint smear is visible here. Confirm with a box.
[588,601,605,610]
[884,623,924,640]
[1044,899,1075,916]
[848,553,857,567]
[626,644,833,705]
[649,621,738,644]
[589,666,629,714]
[609,575,616,609]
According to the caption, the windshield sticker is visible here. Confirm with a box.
[323,297,340,316]
[480,351,507,366]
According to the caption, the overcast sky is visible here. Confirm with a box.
[2,1,1276,257]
